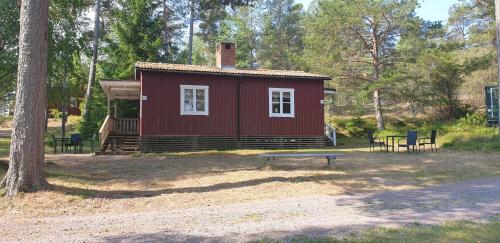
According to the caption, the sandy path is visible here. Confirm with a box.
[1,177,500,242]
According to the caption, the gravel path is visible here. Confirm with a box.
[2,177,500,242]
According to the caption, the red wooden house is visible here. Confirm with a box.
[99,42,332,153]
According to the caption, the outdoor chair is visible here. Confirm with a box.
[51,134,58,154]
[65,134,83,153]
[418,129,437,152]
[368,131,385,152]
[397,130,418,154]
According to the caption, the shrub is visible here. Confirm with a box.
[441,127,500,152]
[345,117,370,137]
[455,112,487,132]
[49,108,62,119]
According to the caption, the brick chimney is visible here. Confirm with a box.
[216,42,236,69]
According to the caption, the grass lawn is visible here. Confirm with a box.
[0,137,9,157]
[1,146,500,218]
[271,219,500,243]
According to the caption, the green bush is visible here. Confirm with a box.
[49,108,62,119]
[441,127,500,152]
[455,112,487,132]
[344,117,376,137]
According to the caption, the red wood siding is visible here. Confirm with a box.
[240,78,324,136]
[140,71,324,137]
[140,71,238,136]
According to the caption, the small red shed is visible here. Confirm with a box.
[99,42,332,152]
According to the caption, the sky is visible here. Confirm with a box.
[296,0,460,22]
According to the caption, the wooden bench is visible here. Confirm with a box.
[258,153,345,168]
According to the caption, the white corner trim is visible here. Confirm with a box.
[268,87,295,118]
[180,85,209,116]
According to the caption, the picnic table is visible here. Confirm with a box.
[258,153,345,168]
[385,135,406,153]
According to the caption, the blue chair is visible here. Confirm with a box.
[66,134,83,153]
[398,131,418,154]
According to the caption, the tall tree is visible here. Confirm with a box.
[495,0,500,138]
[0,0,20,105]
[1,0,50,197]
[194,0,252,54]
[82,0,101,118]
[188,0,195,64]
[258,0,305,70]
[214,6,258,68]
[304,0,418,129]
[162,0,171,61]
[101,0,164,79]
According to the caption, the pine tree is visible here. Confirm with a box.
[257,0,305,70]
[1,0,50,197]
[303,0,419,129]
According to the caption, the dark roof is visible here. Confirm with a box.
[135,62,331,80]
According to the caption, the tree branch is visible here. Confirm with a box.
[337,74,374,82]
[349,27,376,59]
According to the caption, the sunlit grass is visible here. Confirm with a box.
[269,218,500,243]
[0,138,9,157]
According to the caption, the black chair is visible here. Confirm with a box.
[51,134,58,154]
[419,129,437,152]
[398,131,418,154]
[368,131,385,152]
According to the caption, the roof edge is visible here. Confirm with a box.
[136,67,331,80]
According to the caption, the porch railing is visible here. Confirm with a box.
[325,124,337,146]
[115,118,139,134]
[99,115,115,147]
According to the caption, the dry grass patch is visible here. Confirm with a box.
[0,149,500,218]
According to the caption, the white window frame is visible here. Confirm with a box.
[268,88,295,118]
[69,97,78,108]
[180,85,209,116]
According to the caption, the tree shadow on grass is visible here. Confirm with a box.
[53,170,423,200]
[99,225,372,243]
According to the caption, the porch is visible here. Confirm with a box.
[98,80,141,154]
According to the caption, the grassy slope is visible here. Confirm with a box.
[331,115,500,152]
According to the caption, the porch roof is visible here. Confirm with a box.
[100,79,140,100]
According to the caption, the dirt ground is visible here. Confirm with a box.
[1,149,500,218]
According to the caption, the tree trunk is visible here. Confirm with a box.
[188,0,194,65]
[162,0,170,62]
[82,0,101,118]
[370,22,385,130]
[373,89,385,129]
[495,0,500,139]
[1,0,50,197]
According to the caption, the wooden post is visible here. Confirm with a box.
[114,100,117,118]
[107,91,110,115]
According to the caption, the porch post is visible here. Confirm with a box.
[114,100,117,118]
[107,88,111,115]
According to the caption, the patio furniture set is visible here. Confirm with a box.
[51,134,84,154]
[368,130,437,153]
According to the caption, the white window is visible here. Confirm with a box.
[180,85,209,116]
[269,88,295,118]
[70,97,78,108]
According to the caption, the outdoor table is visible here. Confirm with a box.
[386,135,407,153]
[54,137,83,154]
